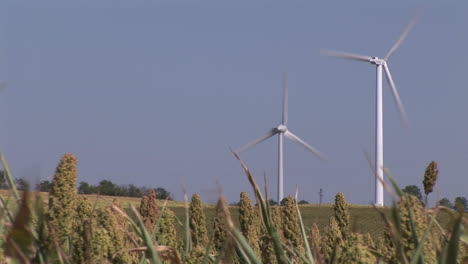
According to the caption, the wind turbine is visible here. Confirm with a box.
[236,73,325,204]
[321,14,419,206]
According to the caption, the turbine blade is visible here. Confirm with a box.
[383,63,409,126]
[282,72,288,125]
[384,11,421,60]
[284,130,326,159]
[236,128,278,153]
[320,49,372,63]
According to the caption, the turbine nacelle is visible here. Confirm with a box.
[277,124,288,133]
[370,57,385,65]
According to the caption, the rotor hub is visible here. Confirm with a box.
[370,57,385,65]
[277,124,287,133]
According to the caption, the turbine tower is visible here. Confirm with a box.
[236,73,325,204]
[322,14,419,206]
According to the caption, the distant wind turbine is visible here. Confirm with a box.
[235,73,325,204]
[321,13,420,206]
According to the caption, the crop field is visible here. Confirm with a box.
[1,190,385,234]
[1,189,456,240]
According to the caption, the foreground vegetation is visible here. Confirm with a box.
[0,152,467,263]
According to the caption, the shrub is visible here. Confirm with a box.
[401,185,423,201]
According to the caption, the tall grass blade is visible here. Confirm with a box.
[410,213,436,264]
[130,205,161,264]
[182,184,191,254]
[5,192,33,262]
[231,228,262,264]
[384,168,404,198]
[233,151,289,264]
[235,246,252,264]
[217,189,261,264]
[445,211,463,263]
[0,152,20,201]
[295,187,315,264]
[201,235,214,264]
[152,198,169,240]
[0,195,14,223]
[405,200,424,264]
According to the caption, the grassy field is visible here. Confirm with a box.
[0,190,389,237]
[1,190,456,241]
[171,204,391,240]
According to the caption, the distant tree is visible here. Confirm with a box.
[127,184,143,197]
[454,197,467,211]
[319,188,324,206]
[78,181,93,194]
[37,180,52,192]
[287,198,314,205]
[15,178,29,191]
[139,187,150,196]
[98,180,117,196]
[422,161,438,207]
[280,198,288,206]
[438,198,452,208]
[154,187,172,200]
[0,170,8,189]
[113,185,128,197]
[268,199,278,206]
[76,180,171,199]
[402,185,423,201]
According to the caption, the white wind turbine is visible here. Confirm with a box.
[236,73,325,204]
[322,14,419,206]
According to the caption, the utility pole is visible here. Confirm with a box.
[319,188,323,206]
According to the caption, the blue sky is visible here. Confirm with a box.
[0,1,467,205]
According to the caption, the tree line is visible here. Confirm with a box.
[0,170,172,200]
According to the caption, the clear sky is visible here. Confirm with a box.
[0,1,467,205]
